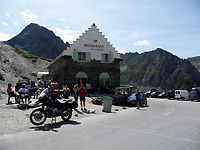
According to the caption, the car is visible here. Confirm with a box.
[175,90,189,100]
[189,87,200,101]
[166,90,175,99]
[150,91,161,98]
[144,91,151,98]
[17,79,30,85]
[157,91,166,98]
[127,92,148,107]
[150,88,157,92]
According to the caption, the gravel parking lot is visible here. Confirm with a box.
[0,94,124,136]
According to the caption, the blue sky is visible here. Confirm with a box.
[0,0,199,58]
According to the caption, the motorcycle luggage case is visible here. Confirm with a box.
[68,100,78,108]
[63,99,78,108]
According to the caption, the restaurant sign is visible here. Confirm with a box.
[84,40,104,50]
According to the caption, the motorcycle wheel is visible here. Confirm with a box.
[61,108,72,121]
[30,108,47,125]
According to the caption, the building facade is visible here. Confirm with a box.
[48,24,122,91]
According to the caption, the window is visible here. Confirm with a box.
[78,52,86,62]
[73,51,91,62]
[102,53,109,63]
[102,53,114,63]
[75,71,88,85]
[105,54,109,62]
[99,72,111,87]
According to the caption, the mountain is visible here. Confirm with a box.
[120,48,200,91]
[6,23,69,59]
[187,56,200,72]
[0,42,51,91]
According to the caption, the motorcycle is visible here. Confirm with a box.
[30,88,78,125]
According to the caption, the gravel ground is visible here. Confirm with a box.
[0,94,124,136]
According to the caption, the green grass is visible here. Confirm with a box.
[5,43,53,62]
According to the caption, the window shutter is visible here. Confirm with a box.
[86,52,91,62]
[102,53,105,62]
[73,51,78,61]
[109,53,114,62]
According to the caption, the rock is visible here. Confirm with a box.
[6,23,70,59]
[0,42,51,90]
[120,48,200,91]
[0,73,5,81]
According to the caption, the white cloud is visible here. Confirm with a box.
[134,40,150,46]
[20,10,38,21]
[13,21,18,26]
[0,32,15,41]
[51,27,79,44]
[116,48,124,54]
[6,13,11,17]
[0,22,8,26]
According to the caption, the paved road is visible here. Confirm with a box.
[0,98,200,150]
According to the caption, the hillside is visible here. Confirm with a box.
[188,56,200,72]
[120,48,200,91]
[6,23,69,59]
[0,42,51,91]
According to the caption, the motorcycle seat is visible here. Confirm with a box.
[63,99,72,103]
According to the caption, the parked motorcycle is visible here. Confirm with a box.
[30,88,78,125]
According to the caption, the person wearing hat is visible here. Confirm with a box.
[18,84,31,104]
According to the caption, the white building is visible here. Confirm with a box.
[48,24,122,92]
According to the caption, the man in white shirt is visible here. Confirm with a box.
[86,82,91,97]
[18,84,30,104]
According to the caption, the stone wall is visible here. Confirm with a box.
[48,56,121,91]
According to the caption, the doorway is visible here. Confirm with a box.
[75,71,88,85]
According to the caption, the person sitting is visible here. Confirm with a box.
[18,84,31,104]
[63,85,70,99]
[28,82,38,99]
[53,83,59,89]
[7,83,16,104]
[38,79,43,88]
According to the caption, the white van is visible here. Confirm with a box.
[175,90,189,100]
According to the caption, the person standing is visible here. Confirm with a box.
[135,89,141,109]
[73,84,79,102]
[78,83,86,111]
[86,82,91,97]
[73,84,79,111]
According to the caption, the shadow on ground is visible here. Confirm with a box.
[30,120,81,132]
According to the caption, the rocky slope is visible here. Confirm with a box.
[120,48,200,91]
[6,23,69,59]
[188,56,200,72]
[0,42,51,93]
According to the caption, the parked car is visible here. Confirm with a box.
[175,90,189,100]
[151,91,161,98]
[166,90,175,99]
[144,91,151,98]
[17,79,30,85]
[189,87,200,101]
[150,88,157,92]
[157,91,166,98]
[127,92,147,107]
